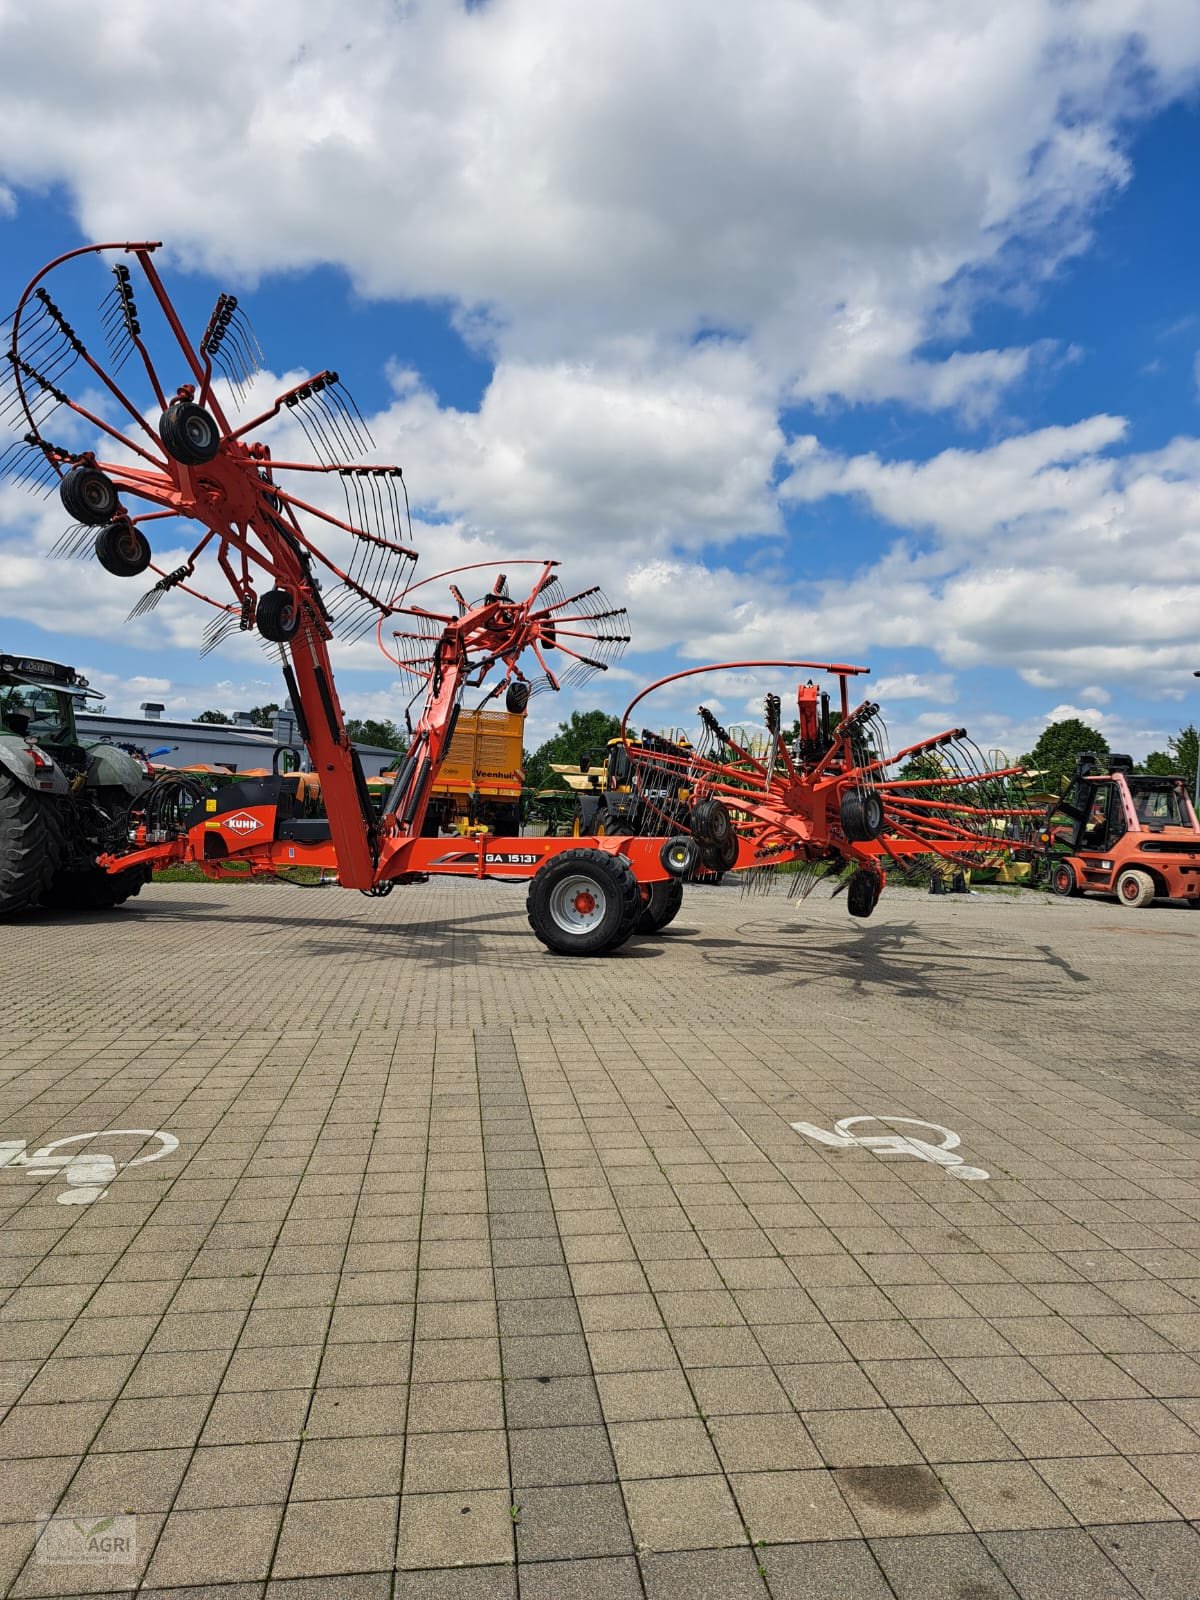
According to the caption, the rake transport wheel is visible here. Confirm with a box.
[660,836,700,879]
[95,522,151,578]
[1116,868,1155,909]
[635,877,684,935]
[527,847,641,955]
[0,770,57,916]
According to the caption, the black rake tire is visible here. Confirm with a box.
[660,835,699,878]
[0,771,57,916]
[59,465,120,527]
[840,788,885,842]
[689,798,731,845]
[159,401,221,465]
[635,877,684,935]
[95,522,152,577]
[527,847,642,956]
[256,588,302,642]
[505,680,531,714]
[847,868,882,919]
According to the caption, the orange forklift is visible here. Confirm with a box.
[1044,753,1200,908]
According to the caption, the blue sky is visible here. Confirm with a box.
[2,1,1199,762]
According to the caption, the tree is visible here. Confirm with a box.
[195,709,229,724]
[1137,725,1196,783]
[1020,718,1110,789]
[525,708,622,795]
[345,717,407,753]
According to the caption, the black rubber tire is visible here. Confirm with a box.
[0,770,56,916]
[635,877,684,934]
[660,835,699,879]
[159,401,221,465]
[716,829,739,871]
[847,868,882,918]
[256,588,302,642]
[689,798,731,845]
[42,864,146,911]
[60,465,120,527]
[1049,861,1079,897]
[840,788,885,842]
[505,680,531,714]
[526,847,641,955]
[95,521,152,577]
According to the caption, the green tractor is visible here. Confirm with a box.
[0,652,152,915]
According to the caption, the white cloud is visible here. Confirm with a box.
[2,0,1198,412]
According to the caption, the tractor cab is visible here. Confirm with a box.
[0,654,98,767]
[1046,753,1200,908]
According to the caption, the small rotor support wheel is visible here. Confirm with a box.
[847,868,882,918]
[660,836,700,879]
[505,680,531,714]
[689,798,731,845]
[840,788,885,842]
[160,401,221,465]
[94,521,152,577]
[60,465,120,527]
[256,588,302,642]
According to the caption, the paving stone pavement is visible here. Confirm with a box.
[1,877,1199,1598]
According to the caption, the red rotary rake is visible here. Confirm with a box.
[616,662,1039,916]
[2,242,1033,951]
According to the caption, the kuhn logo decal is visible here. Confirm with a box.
[222,811,262,835]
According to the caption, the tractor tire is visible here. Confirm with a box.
[60,464,120,526]
[1049,861,1079,897]
[159,401,221,465]
[847,868,882,919]
[0,770,56,916]
[840,788,885,842]
[95,521,152,577]
[256,588,302,642]
[635,877,684,934]
[527,847,641,956]
[1116,868,1155,909]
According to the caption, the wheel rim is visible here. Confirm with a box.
[82,477,112,514]
[184,413,214,450]
[1053,867,1071,894]
[1120,877,1139,901]
[548,875,606,935]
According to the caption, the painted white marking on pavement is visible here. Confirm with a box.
[0,1130,179,1204]
[790,1115,988,1180]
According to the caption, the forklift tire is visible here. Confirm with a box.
[256,588,302,642]
[846,868,882,919]
[59,465,120,527]
[526,848,641,956]
[635,877,684,934]
[159,401,221,465]
[1116,868,1155,909]
[95,521,152,577]
[1049,861,1079,897]
[0,771,56,916]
